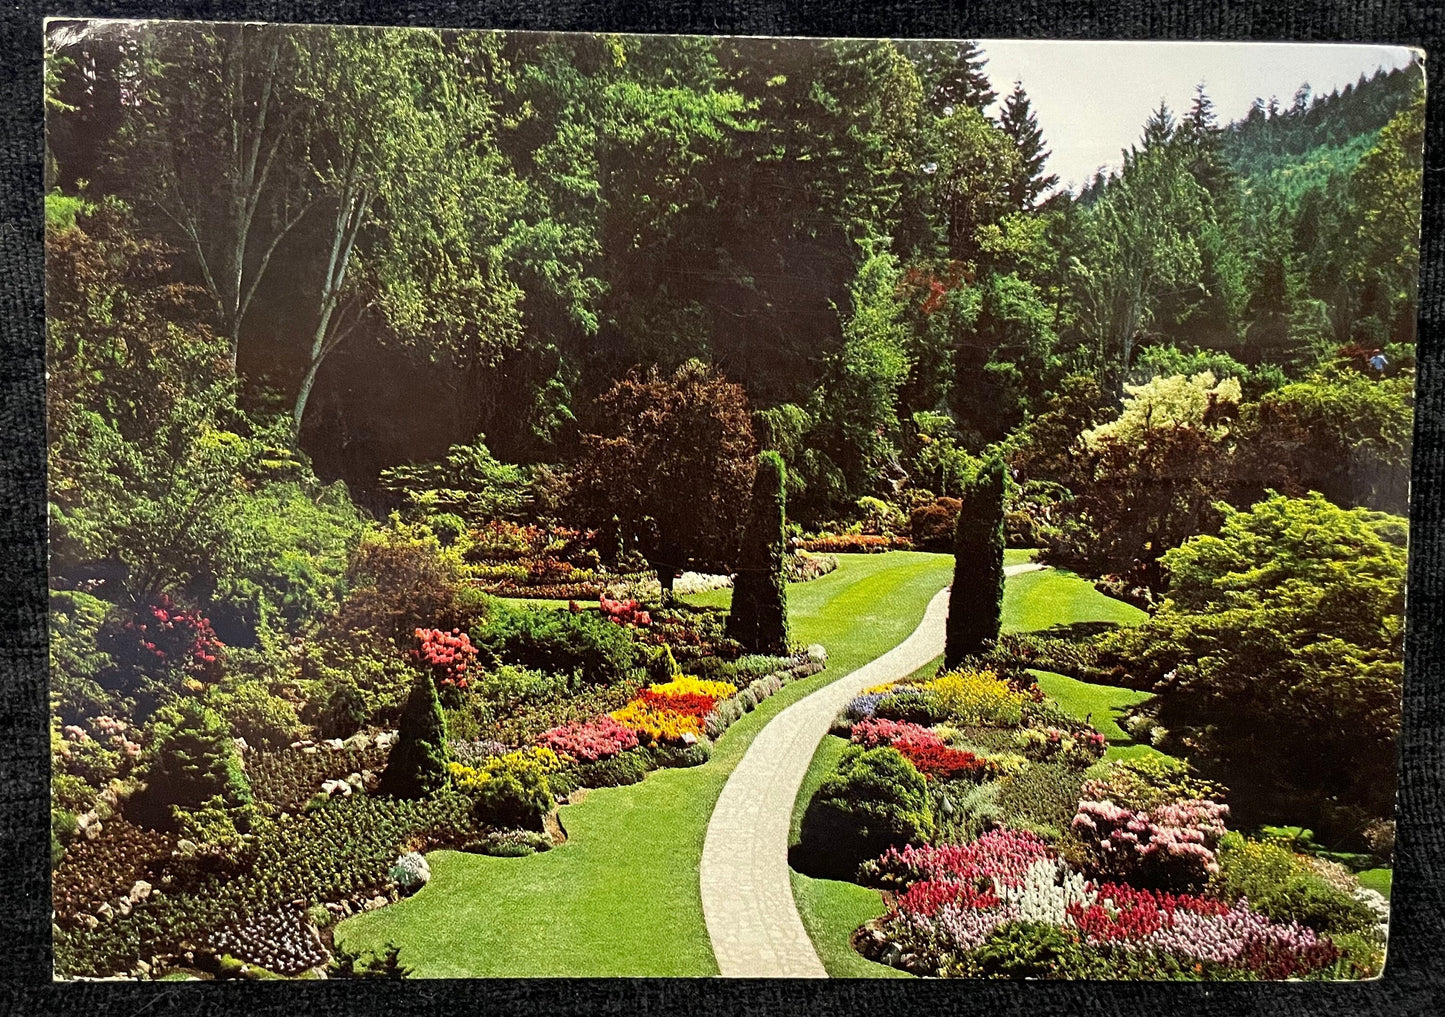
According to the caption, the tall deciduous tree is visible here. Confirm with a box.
[726,451,790,654]
[118,22,311,370]
[1069,142,1206,387]
[945,457,1005,667]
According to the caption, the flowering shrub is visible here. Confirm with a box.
[538,716,640,762]
[924,669,1027,727]
[846,717,992,781]
[861,826,1348,980]
[610,700,706,744]
[902,742,994,781]
[842,692,886,720]
[849,717,937,750]
[599,594,651,627]
[1072,798,1229,890]
[117,595,223,681]
[1069,888,1341,979]
[411,628,477,688]
[860,827,1053,891]
[795,533,912,554]
[785,552,838,583]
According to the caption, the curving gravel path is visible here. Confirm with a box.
[699,563,1045,977]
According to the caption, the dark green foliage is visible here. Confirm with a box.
[565,747,655,790]
[961,922,1091,979]
[48,589,115,721]
[1131,493,1406,833]
[873,688,947,724]
[134,700,252,830]
[996,762,1087,841]
[315,680,369,739]
[1235,370,1413,514]
[203,680,301,749]
[330,941,412,979]
[379,438,529,525]
[472,600,641,688]
[946,457,1005,667]
[726,451,790,654]
[649,741,712,769]
[378,673,450,799]
[792,745,932,880]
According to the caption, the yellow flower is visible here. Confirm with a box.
[647,675,738,699]
[610,701,705,744]
[924,668,1026,727]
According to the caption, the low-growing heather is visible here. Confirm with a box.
[539,716,640,762]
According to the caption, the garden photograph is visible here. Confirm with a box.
[43,22,1421,981]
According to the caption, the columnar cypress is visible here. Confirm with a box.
[379,670,450,798]
[726,451,790,654]
[945,457,1006,668]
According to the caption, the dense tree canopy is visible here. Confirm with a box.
[43,28,1423,882]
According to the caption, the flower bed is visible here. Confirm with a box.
[538,716,640,763]
[795,533,912,554]
[856,825,1349,980]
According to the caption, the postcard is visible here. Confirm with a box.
[45,21,1421,980]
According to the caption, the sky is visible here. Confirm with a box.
[968,40,1421,192]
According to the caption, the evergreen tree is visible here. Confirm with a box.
[1179,84,1233,199]
[143,700,253,818]
[997,82,1059,209]
[726,451,790,654]
[1140,99,1177,151]
[379,670,450,798]
[944,457,1005,667]
[901,39,996,115]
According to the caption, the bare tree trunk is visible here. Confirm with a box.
[293,154,370,429]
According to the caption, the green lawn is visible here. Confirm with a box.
[336,550,955,976]
[788,733,909,977]
[1001,566,1146,635]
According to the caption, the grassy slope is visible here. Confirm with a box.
[335,551,955,976]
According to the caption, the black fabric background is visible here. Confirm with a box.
[2,2,1441,1013]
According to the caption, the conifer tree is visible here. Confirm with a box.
[902,39,996,115]
[997,81,1059,209]
[379,669,450,798]
[945,457,1005,668]
[726,451,790,654]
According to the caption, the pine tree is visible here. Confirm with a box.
[1140,99,1178,151]
[726,451,790,654]
[997,81,1059,209]
[902,39,996,115]
[379,670,450,798]
[1180,84,1233,198]
[944,457,1005,667]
